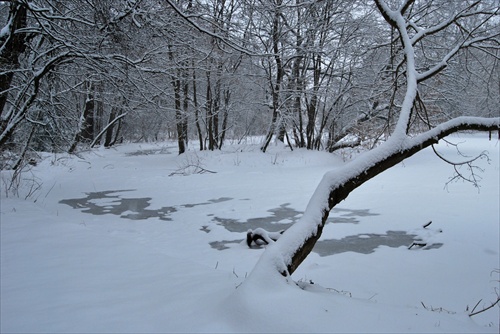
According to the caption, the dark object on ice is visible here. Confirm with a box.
[246,228,284,248]
[408,241,427,249]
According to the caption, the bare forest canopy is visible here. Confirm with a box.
[0,0,499,168]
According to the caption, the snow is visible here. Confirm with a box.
[1,133,499,333]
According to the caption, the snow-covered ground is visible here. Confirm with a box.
[1,133,499,333]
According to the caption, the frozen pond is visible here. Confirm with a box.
[59,189,231,221]
[59,189,178,221]
[313,231,442,256]
[60,190,441,256]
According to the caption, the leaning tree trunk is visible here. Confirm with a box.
[284,118,499,276]
[247,0,500,280]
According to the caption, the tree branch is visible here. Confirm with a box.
[416,32,499,83]
[250,0,500,278]
[408,1,484,46]
[469,297,500,317]
[162,0,267,57]
[374,0,398,28]
[90,113,128,149]
[274,116,499,276]
[399,0,415,16]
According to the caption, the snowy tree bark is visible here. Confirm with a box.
[248,0,500,279]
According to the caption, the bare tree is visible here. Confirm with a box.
[3,0,496,166]
[258,0,287,152]
[0,0,153,155]
[246,0,499,279]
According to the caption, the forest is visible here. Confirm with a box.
[1,1,500,332]
[1,0,498,166]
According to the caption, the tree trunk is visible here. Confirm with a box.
[206,71,215,151]
[192,66,204,151]
[109,116,122,147]
[261,116,499,278]
[306,55,321,149]
[0,3,27,119]
[219,89,230,149]
[212,82,220,150]
[67,84,96,153]
[261,106,278,152]
[94,83,105,146]
[261,1,284,153]
[168,45,188,155]
[174,74,186,154]
[81,84,95,142]
[182,70,189,149]
[104,107,119,148]
[249,0,500,279]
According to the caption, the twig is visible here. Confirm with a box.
[326,288,352,298]
[470,299,482,314]
[169,164,216,176]
[408,241,427,249]
[431,142,490,190]
[44,181,57,199]
[168,153,217,176]
[421,301,456,314]
[469,297,500,317]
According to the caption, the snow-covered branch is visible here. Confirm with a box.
[90,113,128,149]
[408,1,487,46]
[24,2,95,27]
[247,0,500,280]
[376,0,498,85]
[0,51,73,147]
[163,0,270,57]
[260,115,499,277]
[416,32,499,83]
